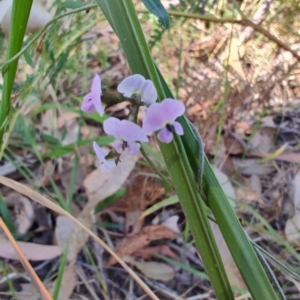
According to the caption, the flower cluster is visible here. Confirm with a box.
[81,74,185,172]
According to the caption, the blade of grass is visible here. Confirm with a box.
[52,245,69,300]
[0,175,159,300]
[0,0,33,145]
[0,217,52,300]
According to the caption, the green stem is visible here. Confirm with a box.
[140,146,173,189]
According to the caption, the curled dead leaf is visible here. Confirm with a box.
[108,225,177,266]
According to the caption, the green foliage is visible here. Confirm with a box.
[141,0,170,29]
[0,0,33,148]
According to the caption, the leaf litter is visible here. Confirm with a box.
[1,1,300,298]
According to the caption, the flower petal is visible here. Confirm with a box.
[141,80,157,104]
[160,98,185,121]
[100,162,115,173]
[157,128,173,143]
[90,74,104,116]
[127,142,141,155]
[113,140,123,154]
[81,93,95,113]
[119,120,148,142]
[93,141,108,163]
[142,103,168,135]
[103,117,121,138]
[173,121,184,136]
[117,74,145,98]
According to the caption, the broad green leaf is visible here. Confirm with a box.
[141,0,170,29]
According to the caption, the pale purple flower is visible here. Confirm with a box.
[143,98,185,143]
[93,141,116,172]
[81,74,105,116]
[103,117,148,155]
[117,74,157,105]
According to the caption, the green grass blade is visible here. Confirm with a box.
[0,0,33,144]
[95,1,234,298]
[141,0,170,29]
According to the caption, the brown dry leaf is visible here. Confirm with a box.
[1,1,52,35]
[123,256,175,282]
[213,167,236,207]
[55,153,138,262]
[276,153,300,164]
[249,127,276,154]
[235,176,262,204]
[57,111,79,129]
[0,237,61,260]
[83,152,139,211]
[222,37,246,81]
[126,210,144,235]
[108,225,177,266]
[161,215,180,233]
[49,264,77,300]
[61,159,85,194]
[132,245,178,260]
[109,174,164,212]
[294,169,300,212]
[210,221,246,289]
[285,213,300,242]
[16,283,40,300]
[233,158,274,176]
[4,193,35,235]
[223,135,244,155]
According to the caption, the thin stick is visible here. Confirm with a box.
[0,218,53,300]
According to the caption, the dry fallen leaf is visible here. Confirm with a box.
[1,0,52,35]
[213,167,236,207]
[233,158,274,176]
[124,256,175,282]
[132,245,178,260]
[49,264,77,300]
[109,174,164,212]
[0,237,61,260]
[293,169,300,212]
[4,193,35,235]
[108,225,177,266]
[83,152,139,211]
[55,153,139,268]
[210,221,246,289]
[126,210,144,235]
[161,215,180,233]
[250,126,276,154]
[285,213,300,242]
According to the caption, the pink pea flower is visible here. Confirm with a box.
[143,98,185,143]
[117,74,157,105]
[103,117,148,155]
[93,141,116,172]
[81,74,105,116]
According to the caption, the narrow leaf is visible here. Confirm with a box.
[0,0,33,144]
[141,0,170,29]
